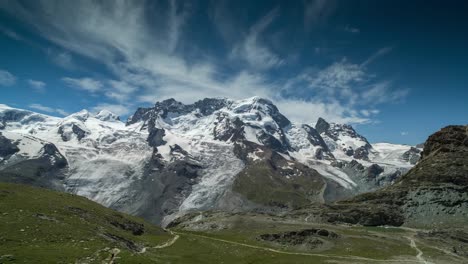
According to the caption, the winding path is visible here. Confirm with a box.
[173,231,423,263]
[153,231,180,249]
[139,230,180,253]
[406,236,430,264]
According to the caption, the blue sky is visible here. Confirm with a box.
[0,0,467,145]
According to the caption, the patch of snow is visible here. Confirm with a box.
[307,161,357,189]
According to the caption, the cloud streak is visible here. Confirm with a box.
[0,69,16,86]
[0,0,407,125]
[27,79,46,92]
[28,103,69,116]
[232,7,283,70]
[62,77,102,93]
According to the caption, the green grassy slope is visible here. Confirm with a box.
[166,212,468,264]
[0,182,172,263]
[1,183,466,263]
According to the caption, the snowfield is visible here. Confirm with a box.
[0,97,421,223]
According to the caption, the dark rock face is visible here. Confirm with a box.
[322,125,468,228]
[316,117,373,160]
[147,127,166,148]
[259,228,339,248]
[0,109,48,130]
[138,98,230,122]
[254,98,291,128]
[57,126,68,141]
[402,147,421,165]
[232,141,326,209]
[367,164,384,179]
[257,129,289,153]
[315,118,330,134]
[330,160,344,168]
[0,133,19,157]
[71,124,87,141]
[258,229,340,250]
[323,203,405,226]
[349,160,365,171]
[101,233,144,253]
[0,142,68,190]
[154,99,190,118]
[42,143,67,169]
[353,146,370,160]
[58,124,89,141]
[418,230,468,257]
[193,98,230,116]
[114,156,203,225]
[402,125,468,186]
[0,110,28,124]
[213,114,243,142]
[126,107,153,126]
[421,125,468,159]
[344,147,354,156]
[108,214,145,236]
[302,125,334,159]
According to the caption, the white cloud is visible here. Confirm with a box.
[28,103,69,116]
[27,79,46,92]
[103,80,138,102]
[90,103,131,117]
[360,109,379,117]
[231,7,283,70]
[62,77,102,92]
[361,47,393,67]
[284,58,408,109]
[0,69,16,86]
[361,81,409,104]
[47,49,76,70]
[344,25,360,33]
[401,131,408,136]
[29,103,54,112]
[0,25,23,41]
[1,1,407,125]
[55,109,70,116]
[167,0,190,53]
[276,99,368,125]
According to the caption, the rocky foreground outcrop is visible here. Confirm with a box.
[309,125,468,228]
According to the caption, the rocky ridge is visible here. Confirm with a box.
[0,98,420,225]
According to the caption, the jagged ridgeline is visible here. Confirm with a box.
[292,125,468,228]
[0,98,421,225]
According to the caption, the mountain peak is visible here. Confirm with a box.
[315,117,330,134]
[95,110,120,122]
[67,109,90,122]
[0,104,14,110]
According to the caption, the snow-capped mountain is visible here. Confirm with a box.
[0,98,421,225]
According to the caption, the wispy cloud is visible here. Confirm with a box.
[105,80,137,102]
[281,54,408,122]
[167,0,190,53]
[47,49,77,70]
[0,25,23,41]
[1,0,407,125]
[27,79,46,92]
[28,103,69,116]
[361,46,393,67]
[344,25,360,33]
[0,69,16,86]
[62,77,102,93]
[90,103,131,117]
[361,81,409,105]
[401,131,408,136]
[231,7,283,70]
